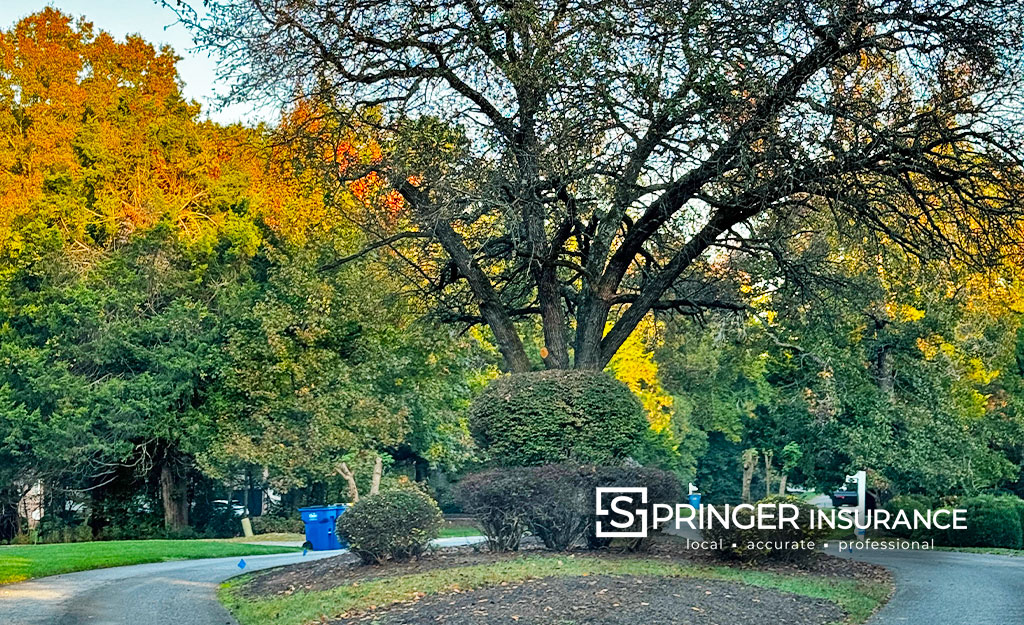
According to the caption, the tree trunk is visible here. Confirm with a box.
[241,471,251,518]
[414,458,429,482]
[870,313,895,397]
[369,456,382,496]
[741,449,757,504]
[875,345,894,396]
[159,454,189,533]
[778,473,788,496]
[763,450,774,499]
[337,462,360,502]
[536,264,570,369]
[0,486,23,543]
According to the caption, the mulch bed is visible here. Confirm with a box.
[332,574,846,625]
[242,536,888,600]
[652,536,888,581]
[240,544,554,598]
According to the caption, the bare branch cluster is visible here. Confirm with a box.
[179,0,1024,371]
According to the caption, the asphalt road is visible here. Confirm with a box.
[0,537,484,625]
[833,544,1024,624]
[668,524,1024,624]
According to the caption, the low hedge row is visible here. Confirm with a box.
[456,463,681,553]
[702,495,831,562]
[885,493,1024,549]
[250,514,305,535]
[699,492,1024,561]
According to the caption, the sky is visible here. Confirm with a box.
[0,1,269,124]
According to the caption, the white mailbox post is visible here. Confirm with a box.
[845,470,867,538]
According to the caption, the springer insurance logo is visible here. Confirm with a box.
[594,479,966,553]
[594,487,649,538]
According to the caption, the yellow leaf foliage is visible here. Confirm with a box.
[606,315,674,432]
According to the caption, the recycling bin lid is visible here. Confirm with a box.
[299,504,349,522]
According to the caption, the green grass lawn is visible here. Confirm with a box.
[224,526,480,544]
[221,554,891,625]
[437,525,482,538]
[226,532,306,543]
[933,545,1024,556]
[0,540,299,585]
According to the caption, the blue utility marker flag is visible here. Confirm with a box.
[238,558,246,570]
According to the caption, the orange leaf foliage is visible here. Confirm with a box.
[0,9,396,257]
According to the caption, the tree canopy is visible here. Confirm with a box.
[5,4,1024,541]
[184,0,1024,372]
[0,9,486,534]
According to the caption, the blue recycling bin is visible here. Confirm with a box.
[687,493,701,508]
[299,504,348,551]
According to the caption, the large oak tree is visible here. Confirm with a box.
[182,0,1024,372]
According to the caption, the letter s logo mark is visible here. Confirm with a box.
[610,495,636,528]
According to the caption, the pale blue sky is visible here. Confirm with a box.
[0,1,267,124]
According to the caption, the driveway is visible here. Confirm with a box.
[0,537,483,625]
[0,550,336,625]
[833,545,1024,624]
[668,524,1024,624]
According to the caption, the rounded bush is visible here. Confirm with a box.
[950,495,1023,549]
[703,495,831,562]
[520,464,595,551]
[990,495,1024,532]
[584,465,682,552]
[470,370,648,466]
[337,488,443,564]
[457,465,596,552]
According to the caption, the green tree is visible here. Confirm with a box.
[203,243,483,490]
[0,10,487,534]
[0,224,247,531]
[664,232,1024,499]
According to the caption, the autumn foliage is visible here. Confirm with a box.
[0,8,340,259]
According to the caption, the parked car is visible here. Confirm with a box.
[212,500,247,517]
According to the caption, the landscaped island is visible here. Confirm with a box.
[222,539,891,625]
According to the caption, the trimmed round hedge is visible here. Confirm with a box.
[337,488,443,564]
[470,370,648,466]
